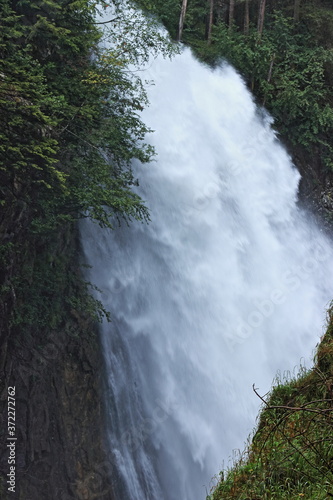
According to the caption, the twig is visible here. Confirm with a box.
[266,405,333,414]
[253,384,268,405]
[93,17,120,25]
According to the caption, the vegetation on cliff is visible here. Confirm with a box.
[0,0,174,333]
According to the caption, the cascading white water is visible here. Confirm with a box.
[81,48,333,500]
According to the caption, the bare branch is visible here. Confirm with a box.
[93,17,120,25]
[252,384,269,405]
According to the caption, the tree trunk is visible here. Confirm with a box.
[178,0,188,41]
[215,0,225,24]
[206,0,214,44]
[294,0,301,23]
[244,0,250,35]
[263,53,275,104]
[229,0,235,30]
[267,54,275,83]
[257,0,266,36]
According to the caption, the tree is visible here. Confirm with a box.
[178,0,188,41]
[294,0,301,23]
[229,0,235,30]
[257,0,266,35]
[244,0,250,34]
[206,0,214,43]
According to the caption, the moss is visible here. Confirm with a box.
[316,305,333,377]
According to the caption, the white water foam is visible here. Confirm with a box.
[81,48,333,500]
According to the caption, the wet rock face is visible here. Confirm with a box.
[1,319,115,500]
[0,319,115,500]
[286,140,333,233]
[0,227,115,500]
[321,179,333,212]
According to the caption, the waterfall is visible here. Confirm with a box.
[81,48,333,500]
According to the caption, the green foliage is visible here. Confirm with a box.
[0,0,175,232]
[9,244,109,330]
[0,0,175,333]
[209,11,333,168]
[134,0,181,39]
[136,0,210,40]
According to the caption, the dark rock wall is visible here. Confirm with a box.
[0,226,115,500]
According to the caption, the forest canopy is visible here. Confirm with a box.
[0,0,175,233]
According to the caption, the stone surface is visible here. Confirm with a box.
[0,226,115,500]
